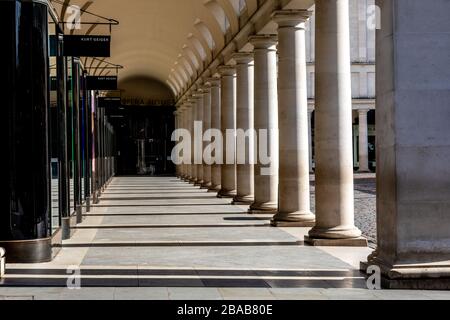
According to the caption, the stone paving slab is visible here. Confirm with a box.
[0,175,438,300]
[1,287,449,300]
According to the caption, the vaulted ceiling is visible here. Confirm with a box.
[49,0,313,99]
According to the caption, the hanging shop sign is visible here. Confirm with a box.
[86,76,118,90]
[50,35,111,57]
[64,35,111,57]
[98,97,122,108]
[121,97,175,107]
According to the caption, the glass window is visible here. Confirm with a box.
[48,12,61,233]
[67,57,76,213]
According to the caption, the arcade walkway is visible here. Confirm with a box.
[0,177,449,300]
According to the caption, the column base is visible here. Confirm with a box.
[304,236,368,247]
[271,211,316,227]
[232,195,254,205]
[86,196,91,213]
[93,191,100,204]
[201,181,212,189]
[217,189,237,198]
[208,185,221,193]
[0,229,62,263]
[360,257,450,290]
[61,214,77,240]
[249,202,277,214]
[308,225,363,239]
[194,181,204,187]
[76,206,83,224]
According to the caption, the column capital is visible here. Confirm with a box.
[205,77,221,87]
[187,96,197,105]
[272,9,312,28]
[249,35,278,50]
[192,92,204,99]
[231,52,254,64]
[217,65,236,77]
[201,83,211,93]
[358,108,370,115]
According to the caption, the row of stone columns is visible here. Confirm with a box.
[176,4,364,246]
[176,0,450,289]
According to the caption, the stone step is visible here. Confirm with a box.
[0,266,365,288]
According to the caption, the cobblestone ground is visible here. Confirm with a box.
[310,174,377,247]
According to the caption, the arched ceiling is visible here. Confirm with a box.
[50,0,314,98]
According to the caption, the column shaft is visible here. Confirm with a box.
[308,109,314,173]
[194,93,204,186]
[358,109,370,172]
[0,0,53,262]
[175,110,181,177]
[217,66,237,198]
[201,87,212,188]
[249,35,279,213]
[179,107,187,179]
[188,100,196,184]
[232,53,255,204]
[208,78,222,192]
[307,0,364,245]
[272,10,315,226]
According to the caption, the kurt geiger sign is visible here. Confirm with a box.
[121,97,175,107]
[51,35,111,57]
[64,35,111,57]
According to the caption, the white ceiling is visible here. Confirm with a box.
[50,0,313,98]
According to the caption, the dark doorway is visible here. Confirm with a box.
[105,105,175,176]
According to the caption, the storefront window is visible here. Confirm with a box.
[48,12,60,233]
[67,57,75,213]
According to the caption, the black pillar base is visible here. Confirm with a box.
[61,214,77,240]
[0,229,62,263]
[86,196,91,213]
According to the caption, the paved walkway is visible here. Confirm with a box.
[1,177,449,300]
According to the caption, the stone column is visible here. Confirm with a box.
[272,10,315,227]
[232,52,255,204]
[306,0,365,246]
[185,102,194,182]
[361,0,450,289]
[174,109,181,178]
[217,66,237,198]
[357,109,370,172]
[207,77,222,192]
[194,92,204,186]
[188,97,197,184]
[180,105,188,180]
[249,35,279,213]
[201,85,212,189]
[308,109,314,173]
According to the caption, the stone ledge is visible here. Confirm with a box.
[379,278,450,290]
[304,236,368,247]
[361,260,450,290]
